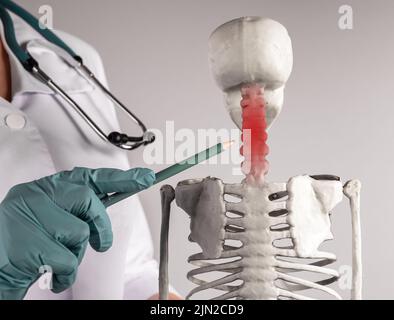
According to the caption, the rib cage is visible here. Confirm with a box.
[159,175,362,300]
[180,177,343,300]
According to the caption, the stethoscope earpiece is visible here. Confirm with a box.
[108,131,156,149]
[108,132,130,146]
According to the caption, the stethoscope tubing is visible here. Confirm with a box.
[0,0,155,150]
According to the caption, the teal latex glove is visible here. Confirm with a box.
[0,167,155,300]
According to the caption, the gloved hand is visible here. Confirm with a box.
[0,167,155,300]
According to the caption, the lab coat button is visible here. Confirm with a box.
[5,113,26,130]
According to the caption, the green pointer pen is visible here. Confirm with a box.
[102,141,234,208]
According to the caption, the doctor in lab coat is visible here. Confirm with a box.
[0,14,175,300]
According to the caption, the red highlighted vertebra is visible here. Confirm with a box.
[240,83,269,186]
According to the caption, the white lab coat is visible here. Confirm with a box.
[0,14,159,299]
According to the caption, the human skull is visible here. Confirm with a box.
[208,17,293,129]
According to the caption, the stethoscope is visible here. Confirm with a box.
[0,0,155,150]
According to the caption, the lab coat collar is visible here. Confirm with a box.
[0,12,94,98]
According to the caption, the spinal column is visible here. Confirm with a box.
[241,84,269,186]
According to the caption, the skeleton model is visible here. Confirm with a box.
[159,17,362,300]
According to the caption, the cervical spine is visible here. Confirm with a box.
[241,84,269,186]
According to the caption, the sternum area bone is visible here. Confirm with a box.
[241,84,269,186]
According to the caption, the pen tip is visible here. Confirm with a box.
[222,140,235,150]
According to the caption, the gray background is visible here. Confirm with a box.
[18,0,394,299]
